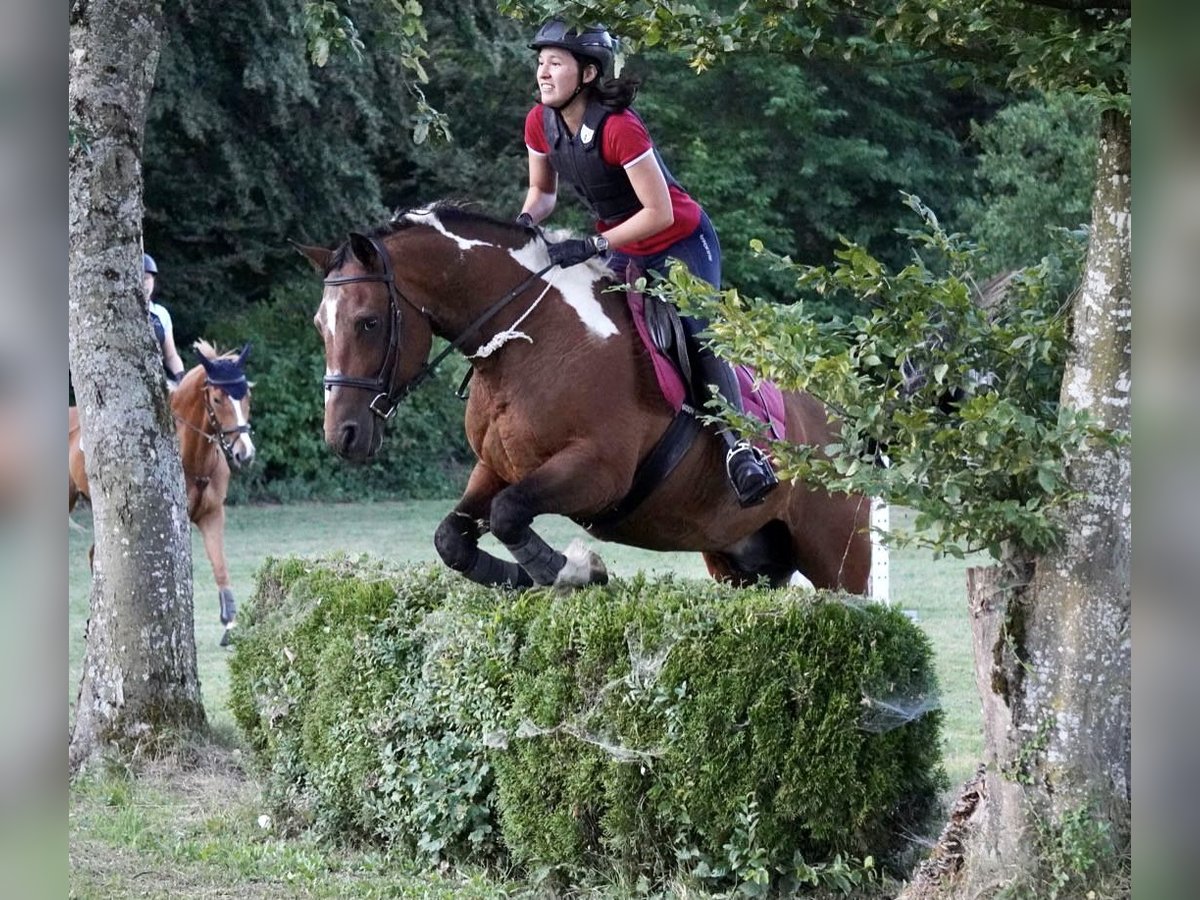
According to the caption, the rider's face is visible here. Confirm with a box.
[143,272,155,301]
[536,49,592,107]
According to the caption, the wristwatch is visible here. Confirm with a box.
[591,234,610,254]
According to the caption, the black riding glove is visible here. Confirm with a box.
[515,212,535,228]
[548,235,606,268]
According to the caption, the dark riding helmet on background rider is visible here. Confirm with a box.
[143,252,158,274]
[529,18,616,78]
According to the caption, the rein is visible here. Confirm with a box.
[322,234,554,420]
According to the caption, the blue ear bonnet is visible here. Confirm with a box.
[198,343,251,400]
[204,359,249,400]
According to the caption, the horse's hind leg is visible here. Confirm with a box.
[786,490,873,593]
[435,463,533,588]
[702,521,799,588]
[196,505,238,645]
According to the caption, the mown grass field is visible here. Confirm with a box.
[68,500,985,897]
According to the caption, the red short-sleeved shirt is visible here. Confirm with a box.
[525,104,703,256]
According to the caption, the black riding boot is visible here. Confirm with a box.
[694,347,779,508]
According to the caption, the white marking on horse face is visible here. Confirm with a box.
[233,397,255,461]
[509,242,618,339]
[403,210,495,252]
[320,286,339,338]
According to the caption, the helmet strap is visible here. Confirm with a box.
[551,60,595,111]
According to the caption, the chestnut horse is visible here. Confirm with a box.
[69,341,255,645]
[302,203,869,592]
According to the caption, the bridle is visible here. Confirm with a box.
[321,233,553,420]
[204,381,251,464]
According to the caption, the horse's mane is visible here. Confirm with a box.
[328,201,534,271]
[192,338,238,362]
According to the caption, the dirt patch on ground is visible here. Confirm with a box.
[70,838,295,899]
[70,739,294,899]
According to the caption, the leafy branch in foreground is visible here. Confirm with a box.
[655,194,1120,560]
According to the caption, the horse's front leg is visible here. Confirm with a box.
[489,448,620,589]
[195,503,237,645]
[435,463,533,588]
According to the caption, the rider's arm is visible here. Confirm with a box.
[593,153,674,250]
[161,328,185,385]
[520,149,557,225]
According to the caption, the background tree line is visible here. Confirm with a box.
[135,0,1096,502]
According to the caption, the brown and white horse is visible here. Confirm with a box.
[69,341,255,644]
[301,203,869,592]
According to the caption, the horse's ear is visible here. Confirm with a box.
[291,240,332,273]
[236,342,252,367]
[348,232,378,270]
[195,347,215,375]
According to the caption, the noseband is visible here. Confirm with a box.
[322,233,554,421]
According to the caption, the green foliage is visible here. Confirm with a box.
[205,278,472,502]
[144,0,394,327]
[997,803,1123,900]
[658,194,1116,558]
[506,2,1129,111]
[635,52,981,304]
[229,558,945,892]
[959,93,1099,272]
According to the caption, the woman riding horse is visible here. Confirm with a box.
[518,18,777,508]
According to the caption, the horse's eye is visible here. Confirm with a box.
[359,316,379,334]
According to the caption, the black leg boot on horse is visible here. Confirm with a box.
[691,341,779,508]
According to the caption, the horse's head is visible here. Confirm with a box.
[195,340,256,468]
[301,230,435,462]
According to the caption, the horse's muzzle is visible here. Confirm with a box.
[330,419,383,462]
[230,440,255,468]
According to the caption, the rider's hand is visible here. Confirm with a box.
[547,235,606,268]
[515,212,535,229]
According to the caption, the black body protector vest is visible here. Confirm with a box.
[544,99,681,226]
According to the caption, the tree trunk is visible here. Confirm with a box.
[901,109,1131,899]
[950,109,1132,895]
[69,0,205,775]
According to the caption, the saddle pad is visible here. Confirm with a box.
[625,288,787,442]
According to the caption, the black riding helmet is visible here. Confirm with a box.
[529,18,616,78]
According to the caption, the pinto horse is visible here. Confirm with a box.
[69,341,255,645]
[301,203,870,592]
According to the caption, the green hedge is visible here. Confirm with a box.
[230,558,945,890]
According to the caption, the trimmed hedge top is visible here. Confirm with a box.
[229,557,944,892]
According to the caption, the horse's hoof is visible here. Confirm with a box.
[555,538,609,589]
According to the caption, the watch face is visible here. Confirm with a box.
[594,235,609,252]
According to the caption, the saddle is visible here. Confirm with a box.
[587,268,787,530]
[623,264,786,439]
[641,286,695,403]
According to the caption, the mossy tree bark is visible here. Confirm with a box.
[953,109,1131,894]
[69,0,205,775]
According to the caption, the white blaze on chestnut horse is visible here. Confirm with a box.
[69,341,255,645]
[300,202,869,592]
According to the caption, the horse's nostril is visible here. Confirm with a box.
[339,423,357,454]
